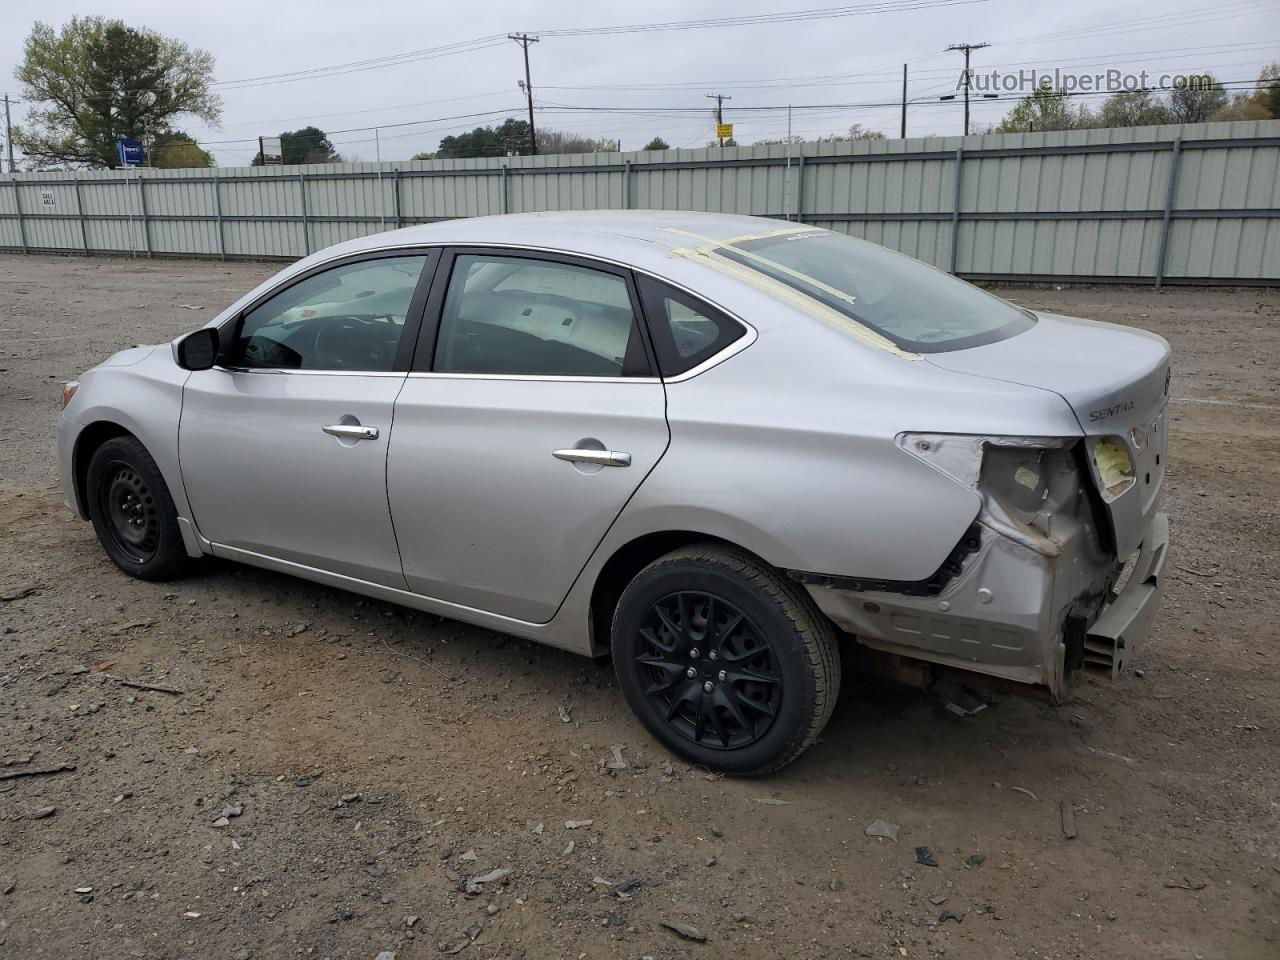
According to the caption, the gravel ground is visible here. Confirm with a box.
[1,253,1278,960]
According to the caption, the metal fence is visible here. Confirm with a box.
[2,119,1278,286]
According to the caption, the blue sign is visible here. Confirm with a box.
[116,139,145,166]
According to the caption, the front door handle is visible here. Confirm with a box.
[552,448,631,467]
[322,423,379,441]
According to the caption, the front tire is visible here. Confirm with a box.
[86,436,188,581]
[612,545,841,776]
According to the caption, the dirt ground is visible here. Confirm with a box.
[1,253,1277,960]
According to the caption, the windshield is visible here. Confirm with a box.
[724,230,1035,353]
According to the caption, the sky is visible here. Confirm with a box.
[0,0,1276,167]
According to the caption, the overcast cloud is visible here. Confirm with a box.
[0,0,1275,167]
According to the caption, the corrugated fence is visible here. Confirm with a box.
[2,119,1278,286]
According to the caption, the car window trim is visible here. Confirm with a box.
[212,248,440,375]
[409,245,658,380]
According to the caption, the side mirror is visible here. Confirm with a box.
[176,327,220,371]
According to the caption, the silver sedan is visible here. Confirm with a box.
[57,211,1170,774]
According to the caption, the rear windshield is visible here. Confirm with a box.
[724,230,1035,353]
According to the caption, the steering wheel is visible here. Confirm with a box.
[312,317,391,370]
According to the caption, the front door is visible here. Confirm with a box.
[180,252,435,587]
[387,249,669,622]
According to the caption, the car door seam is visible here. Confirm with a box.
[384,373,414,592]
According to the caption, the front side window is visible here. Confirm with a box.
[433,254,647,377]
[723,230,1035,353]
[228,256,429,371]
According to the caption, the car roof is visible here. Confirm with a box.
[331,210,794,276]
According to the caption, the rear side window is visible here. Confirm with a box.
[636,277,745,377]
[433,254,651,377]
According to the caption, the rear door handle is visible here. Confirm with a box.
[323,424,379,441]
[552,448,631,467]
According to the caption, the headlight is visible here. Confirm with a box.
[1089,437,1135,498]
[62,381,80,409]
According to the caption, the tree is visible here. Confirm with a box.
[150,131,213,168]
[14,17,220,169]
[436,118,531,159]
[996,87,1089,132]
[1263,63,1280,118]
[706,137,739,147]
[843,124,886,141]
[1209,63,1279,122]
[641,136,670,151]
[1168,74,1228,124]
[536,129,618,155]
[1097,90,1172,128]
[252,127,342,165]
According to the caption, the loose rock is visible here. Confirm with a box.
[660,920,708,942]
[865,819,899,842]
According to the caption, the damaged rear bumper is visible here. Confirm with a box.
[1082,512,1168,677]
[797,510,1169,699]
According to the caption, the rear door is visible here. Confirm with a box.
[387,248,669,622]
[180,251,436,587]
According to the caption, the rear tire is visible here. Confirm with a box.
[612,544,841,776]
[86,436,188,582]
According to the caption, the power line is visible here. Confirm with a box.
[532,0,988,36]
[535,39,1280,93]
[210,36,509,90]
[187,0,989,95]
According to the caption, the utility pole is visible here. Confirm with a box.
[509,33,539,155]
[3,94,16,173]
[945,42,989,136]
[706,93,732,146]
[900,64,908,138]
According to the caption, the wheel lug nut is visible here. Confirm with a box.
[718,670,727,682]
[686,667,697,679]
[703,681,714,693]
[689,648,700,659]
[708,650,718,660]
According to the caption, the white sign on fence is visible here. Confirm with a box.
[40,190,55,208]
[259,136,284,164]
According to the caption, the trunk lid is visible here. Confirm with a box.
[925,312,1171,558]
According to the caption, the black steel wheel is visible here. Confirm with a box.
[98,463,160,563]
[86,436,188,581]
[613,544,840,776]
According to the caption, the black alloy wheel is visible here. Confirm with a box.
[612,544,841,776]
[634,590,782,750]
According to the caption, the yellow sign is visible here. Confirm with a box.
[716,123,734,140]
